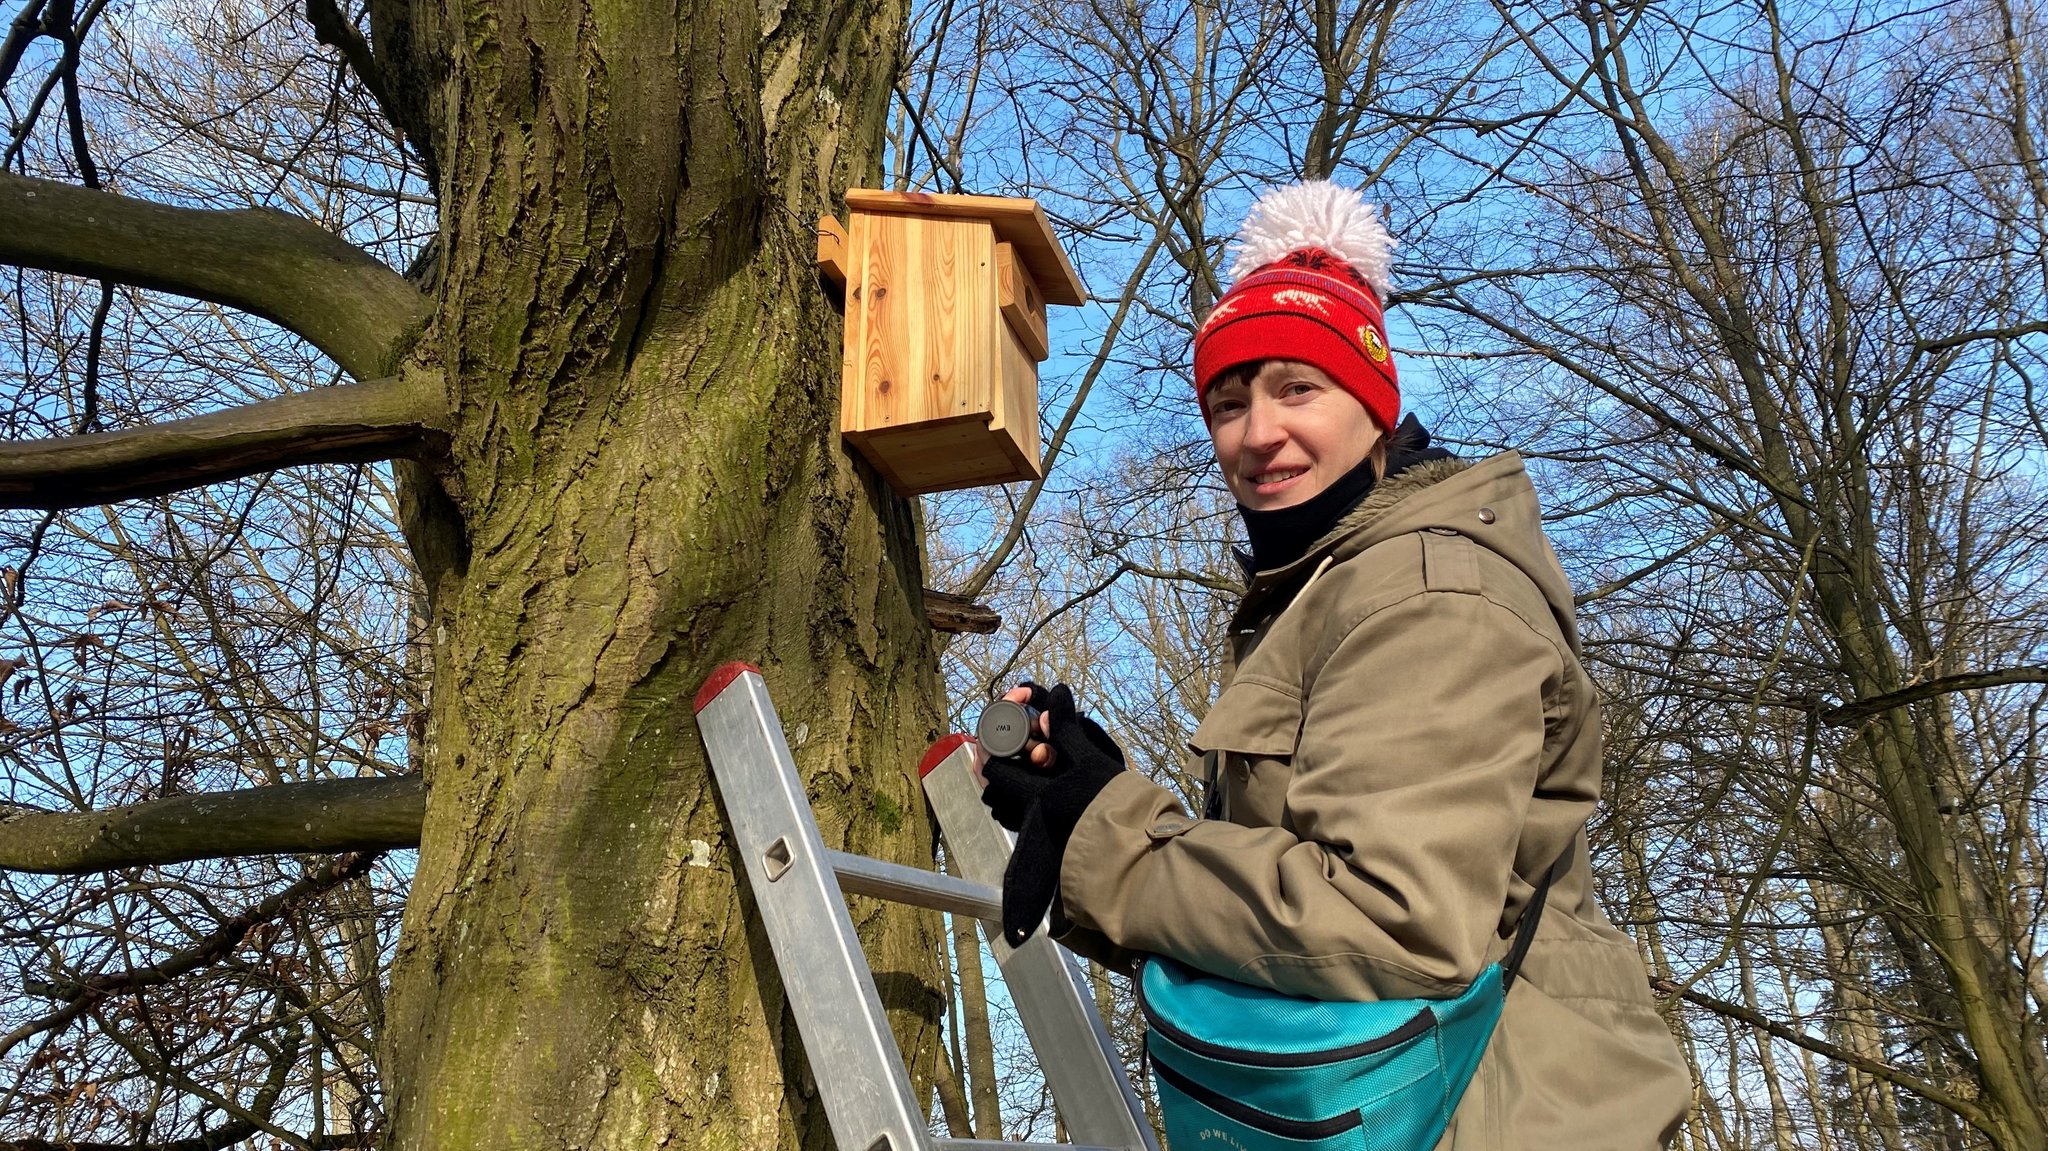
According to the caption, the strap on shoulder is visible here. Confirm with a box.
[1199,749,1224,820]
[1501,845,1573,993]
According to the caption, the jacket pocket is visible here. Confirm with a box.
[1191,678,1303,758]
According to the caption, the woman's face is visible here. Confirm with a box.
[1207,361,1383,511]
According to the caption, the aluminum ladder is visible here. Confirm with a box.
[692,662,1158,1151]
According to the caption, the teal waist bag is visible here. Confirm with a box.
[1135,855,1565,1151]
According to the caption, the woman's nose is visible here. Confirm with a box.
[1241,395,1286,450]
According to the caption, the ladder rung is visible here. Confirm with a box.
[827,849,1002,921]
[939,1142,1122,1151]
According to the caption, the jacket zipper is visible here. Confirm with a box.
[1148,1055,1363,1140]
[1137,968,1437,1067]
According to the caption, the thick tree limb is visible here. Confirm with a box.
[922,588,1000,634]
[0,172,428,379]
[0,777,423,873]
[1821,666,2048,727]
[0,372,450,509]
[1651,976,1981,1124]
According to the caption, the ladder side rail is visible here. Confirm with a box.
[695,665,933,1151]
[920,738,1160,1151]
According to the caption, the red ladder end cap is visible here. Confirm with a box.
[693,662,764,713]
[918,733,975,778]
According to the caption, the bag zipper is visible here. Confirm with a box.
[1137,968,1436,1068]
[1148,1054,1363,1139]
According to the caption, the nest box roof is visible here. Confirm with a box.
[843,189,1088,307]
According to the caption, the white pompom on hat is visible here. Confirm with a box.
[1226,179,1395,299]
[1194,181,1399,430]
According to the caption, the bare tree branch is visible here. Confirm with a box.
[0,778,422,873]
[0,372,450,509]
[982,564,1134,696]
[0,172,429,379]
[0,1020,342,1150]
[1821,667,2048,728]
[1914,319,2048,354]
[2,1125,261,1150]
[303,0,420,178]
[954,227,1168,601]
[4,1012,303,1150]
[0,0,52,92]
[1,853,382,1062]
[0,1115,376,1149]
[1651,976,1985,1129]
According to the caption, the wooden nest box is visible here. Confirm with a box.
[820,190,1086,495]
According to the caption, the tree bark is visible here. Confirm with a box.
[374,1,941,1148]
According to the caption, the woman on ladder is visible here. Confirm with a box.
[977,181,1692,1151]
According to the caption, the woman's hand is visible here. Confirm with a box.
[972,684,1055,788]
[1002,684,1057,768]
[975,682,1126,782]
[974,683,1131,945]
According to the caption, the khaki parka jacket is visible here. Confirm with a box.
[1056,452,1692,1150]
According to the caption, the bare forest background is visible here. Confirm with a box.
[1,1,2045,1150]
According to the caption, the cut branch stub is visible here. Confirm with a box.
[923,589,1000,634]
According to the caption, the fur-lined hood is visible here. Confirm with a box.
[1236,451,1580,651]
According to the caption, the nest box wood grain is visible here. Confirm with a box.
[822,190,1085,495]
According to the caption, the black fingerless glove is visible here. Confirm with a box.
[979,683,1126,945]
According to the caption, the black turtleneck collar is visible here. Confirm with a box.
[1236,415,1452,572]
[1239,452,1378,571]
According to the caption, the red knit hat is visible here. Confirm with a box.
[1192,182,1398,431]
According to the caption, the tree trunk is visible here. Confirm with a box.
[1825,593,2048,1150]
[947,862,1003,1139]
[377,1,944,1146]
[1735,927,1798,1151]
[1808,878,1909,1151]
